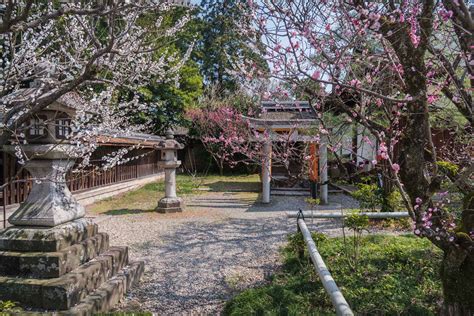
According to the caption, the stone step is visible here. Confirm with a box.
[0,246,129,310]
[0,233,109,279]
[64,261,145,315]
[0,218,98,252]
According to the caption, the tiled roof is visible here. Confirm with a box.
[97,131,183,149]
[245,100,318,128]
[258,100,317,121]
[258,111,317,120]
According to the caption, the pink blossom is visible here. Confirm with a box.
[410,33,420,47]
[427,95,438,104]
[391,163,400,173]
[362,136,373,146]
[378,142,389,160]
[311,71,321,80]
[349,79,361,88]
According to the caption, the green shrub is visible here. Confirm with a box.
[305,198,320,207]
[311,232,328,247]
[377,217,412,230]
[344,212,369,270]
[436,161,459,176]
[0,300,21,312]
[345,212,369,232]
[352,183,405,212]
[386,189,405,211]
[351,184,382,211]
[224,234,442,315]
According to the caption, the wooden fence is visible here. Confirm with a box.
[1,160,164,207]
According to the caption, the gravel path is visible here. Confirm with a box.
[92,192,363,314]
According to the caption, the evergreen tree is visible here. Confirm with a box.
[131,6,204,133]
[198,0,266,95]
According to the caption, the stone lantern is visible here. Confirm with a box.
[0,94,144,313]
[4,96,84,226]
[156,129,184,213]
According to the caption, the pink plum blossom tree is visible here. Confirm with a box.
[240,0,473,313]
[187,106,253,175]
[188,101,314,181]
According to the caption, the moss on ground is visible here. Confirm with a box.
[224,234,443,315]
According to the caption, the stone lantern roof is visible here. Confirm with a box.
[2,90,182,149]
[157,129,185,150]
[3,89,86,112]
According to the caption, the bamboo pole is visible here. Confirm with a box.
[298,218,354,316]
[288,211,410,219]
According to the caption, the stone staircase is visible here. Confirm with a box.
[0,218,144,314]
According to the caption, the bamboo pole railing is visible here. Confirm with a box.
[296,211,354,316]
[289,211,410,219]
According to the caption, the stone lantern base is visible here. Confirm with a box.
[0,219,144,313]
[156,197,184,213]
[0,145,144,313]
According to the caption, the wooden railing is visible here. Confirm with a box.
[1,179,32,206]
[1,161,164,207]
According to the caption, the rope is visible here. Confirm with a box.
[297,208,305,221]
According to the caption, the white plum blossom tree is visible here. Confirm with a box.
[0,0,192,172]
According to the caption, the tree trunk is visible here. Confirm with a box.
[218,160,224,176]
[389,40,473,313]
[440,248,474,315]
[440,191,474,314]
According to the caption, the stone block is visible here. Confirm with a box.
[156,197,183,213]
[0,218,97,252]
[65,261,145,315]
[0,278,43,307]
[0,233,109,278]
[0,247,128,310]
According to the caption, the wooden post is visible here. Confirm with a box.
[309,142,319,199]
[319,136,328,204]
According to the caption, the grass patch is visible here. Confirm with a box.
[193,173,261,192]
[88,174,260,215]
[224,234,443,315]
